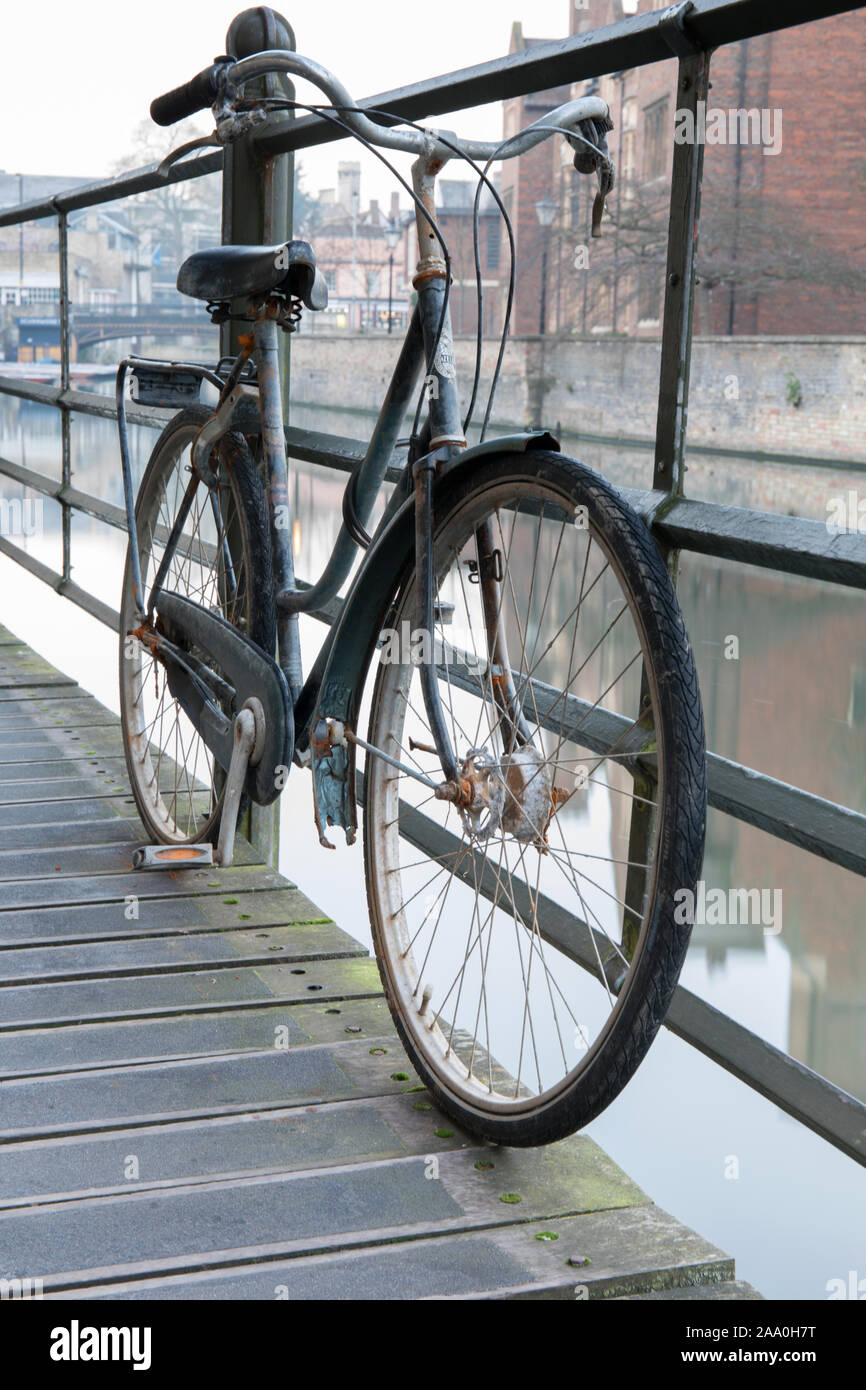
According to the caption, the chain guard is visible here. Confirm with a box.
[154,592,292,806]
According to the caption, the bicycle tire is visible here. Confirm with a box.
[363,449,706,1146]
[119,407,275,845]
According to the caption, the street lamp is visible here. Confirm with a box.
[384,220,401,334]
[534,195,557,335]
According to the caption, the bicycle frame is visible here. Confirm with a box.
[250,148,504,798]
[116,152,564,850]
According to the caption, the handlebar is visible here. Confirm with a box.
[150,48,611,170]
[150,59,230,127]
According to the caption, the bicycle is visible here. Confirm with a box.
[116,42,707,1148]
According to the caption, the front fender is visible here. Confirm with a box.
[309,430,560,844]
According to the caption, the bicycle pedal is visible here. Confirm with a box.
[132,844,214,870]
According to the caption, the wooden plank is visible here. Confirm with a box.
[0,996,393,1079]
[0,886,335,948]
[0,1142,649,1293]
[0,795,137,829]
[0,863,289,912]
[0,955,384,1030]
[44,1207,735,1301]
[0,837,262,881]
[0,1033,420,1141]
[0,922,364,986]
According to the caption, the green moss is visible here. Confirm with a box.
[474,1160,494,1171]
[390,1071,409,1081]
[500,1192,522,1205]
[535,1231,559,1242]
[434,1128,454,1139]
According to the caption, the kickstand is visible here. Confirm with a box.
[215,706,258,867]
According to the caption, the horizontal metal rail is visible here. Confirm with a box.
[0,2,856,229]
[0,535,119,631]
[1,390,864,592]
[244,2,866,163]
[0,153,222,230]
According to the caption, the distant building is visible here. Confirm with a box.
[309,168,410,331]
[433,178,506,338]
[0,174,157,360]
[15,315,65,363]
[500,1,866,337]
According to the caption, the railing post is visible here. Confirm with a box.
[622,39,710,946]
[653,43,711,502]
[222,7,296,868]
[57,209,72,584]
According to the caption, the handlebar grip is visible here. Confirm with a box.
[150,61,228,126]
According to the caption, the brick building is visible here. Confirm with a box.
[307,166,412,331]
[503,1,866,337]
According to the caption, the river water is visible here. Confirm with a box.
[0,386,863,1301]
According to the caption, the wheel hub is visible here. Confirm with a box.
[452,744,567,847]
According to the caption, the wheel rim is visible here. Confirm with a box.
[120,427,253,842]
[366,478,668,1116]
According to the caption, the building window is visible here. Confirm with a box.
[486,218,501,272]
[19,287,60,305]
[637,271,661,324]
[623,131,636,184]
[592,277,613,332]
[643,99,670,181]
[323,269,337,292]
[366,270,379,295]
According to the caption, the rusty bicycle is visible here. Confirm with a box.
[117,41,706,1146]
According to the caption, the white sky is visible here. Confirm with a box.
[0,0,609,209]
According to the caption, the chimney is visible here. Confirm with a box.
[337,161,361,213]
[369,198,379,224]
[390,191,400,221]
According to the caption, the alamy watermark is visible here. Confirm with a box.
[826,490,866,535]
[674,880,783,936]
[674,101,783,157]
[0,497,43,538]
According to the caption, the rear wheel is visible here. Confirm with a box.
[363,450,706,1146]
[119,407,275,844]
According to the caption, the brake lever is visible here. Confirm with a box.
[156,135,221,180]
[155,96,269,179]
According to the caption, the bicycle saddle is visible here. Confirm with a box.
[177,239,328,309]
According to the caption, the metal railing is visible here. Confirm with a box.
[0,0,864,1167]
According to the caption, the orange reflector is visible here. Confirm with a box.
[154,847,208,861]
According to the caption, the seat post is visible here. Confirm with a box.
[254,313,302,699]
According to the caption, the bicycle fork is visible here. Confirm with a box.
[410,151,530,810]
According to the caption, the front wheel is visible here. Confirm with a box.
[363,450,706,1147]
